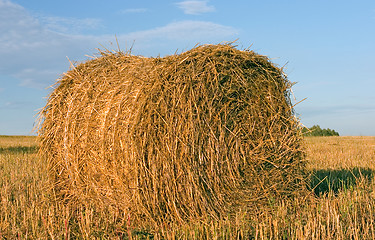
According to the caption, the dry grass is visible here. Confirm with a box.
[0,135,37,149]
[38,43,306,228]
[1,135,375,239]
[305,136,375,170]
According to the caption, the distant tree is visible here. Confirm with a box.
[302,125,339,136]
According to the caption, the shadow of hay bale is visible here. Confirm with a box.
[309,167,374,196]
[37,43,306,229]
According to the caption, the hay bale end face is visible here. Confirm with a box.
[39,43,305,227]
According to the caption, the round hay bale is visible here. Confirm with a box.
[38,43,306,227]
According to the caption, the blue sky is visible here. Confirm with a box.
[0,0,374,136]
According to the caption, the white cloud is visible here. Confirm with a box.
[0,1,237,89]
[176,0,215,15]
[123,20,237,41]
[0,0,20,10]
[38,16,102,34]
[0,1,102,88]
[113,20,238,57]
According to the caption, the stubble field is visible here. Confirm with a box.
[0,135,374,239]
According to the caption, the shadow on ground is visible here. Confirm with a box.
[0,146,39,154]
[309,167,374,196]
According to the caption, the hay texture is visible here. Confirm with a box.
[39,43,305,227]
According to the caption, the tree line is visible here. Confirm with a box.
[302,125,339,136]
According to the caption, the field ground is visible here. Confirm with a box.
[0,136,375,239]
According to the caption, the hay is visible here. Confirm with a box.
[38,43,306,228]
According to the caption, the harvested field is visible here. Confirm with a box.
[1,136,375,239]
